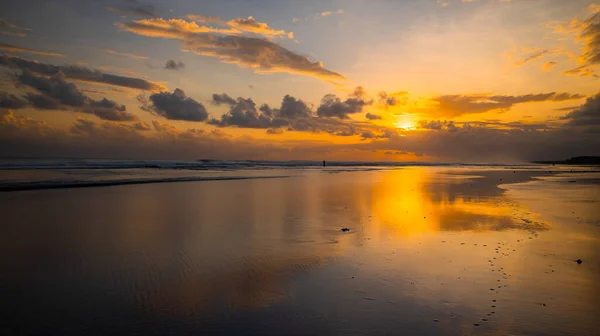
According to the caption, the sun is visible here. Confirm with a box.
[393,114,416,130]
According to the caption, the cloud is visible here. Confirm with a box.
[509,48,553,66]
[377,91,408,107]
[365,113,382,120]
[70,118,144,140]
[563,65,599,78]
[119,18,345,84]
[561,92,600,128]
[418,120,460,131]
[278,94,313,119]
[579,10,600,66]
[144,88,208,121]
[0,18,30,37]
[0,92,27,109]
[0,55,167,91]
[86,98,137,121]
[226,16,293,39]
[185,15,294,39]
[0,43,64,57]
[104,49,148,59]
[316,86,373,118]
[164,59,185,70]
[0,113,317,161]
[293,9,343,23]
[209,96,278,128]
[106,0,157,18]
[430,92,585,117]
[18,70,88,108]
[133,121,151,131]
[5,107,599,163]
[0,109,59,140]
[15,69,137,121]
[319,9,344,17]
[208,91,396,140]
[212,93,236,106]
[185,14,222,23]
[350,121,600,163]
[542,61,557,71]
[551,8,600,77]
[209,93,311,128]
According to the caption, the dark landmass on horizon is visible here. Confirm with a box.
[533,156,600,165]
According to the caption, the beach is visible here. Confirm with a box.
[0,163,598,335]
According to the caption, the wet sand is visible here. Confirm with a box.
[0,167,598,335]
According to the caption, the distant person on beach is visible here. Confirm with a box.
[323,160,326,167]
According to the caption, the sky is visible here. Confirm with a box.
[0,0,599,163]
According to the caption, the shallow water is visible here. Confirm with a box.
[0,167,598,335]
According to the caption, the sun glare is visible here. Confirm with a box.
[393,115,416,130]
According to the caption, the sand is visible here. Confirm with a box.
[0,166,598,335]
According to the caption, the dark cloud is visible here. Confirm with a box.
[164,60,185,70]
[266,128,283,135]
[87,98,137,121]
[377,91,407,107]
[133,121,152,131]
[5,108,599,163]
[316,87,373,119]
[209,94,304,129]
[259,103,274,116]
[0,43,64,57]
[25,93,62,110]
[316,94,363,118]
[580,11,600,65]
[0,18,29,37]
[511,48,553,66]
[359,129,394,140]
[208,91,396,139]
[365,113,382,120]
[212,93,236,106]
[18,70,88,107]
[14,69,136,121]
[0,92,27,109]
[119,19,345,84]
[561,92,600,128]
[0,114,318,161]
[431,92,585,117]
[0,55,167,92]
[355,123,600,162]
[385,150,409,155]
[279,94,312,119]
[418,120,460,131]
[146,88,208,121]
[70,118,144,141]
[209,97,275,128]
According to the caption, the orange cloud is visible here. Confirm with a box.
[103,49,148,59]
[0,18,30,37]
[427,92,585,117]
[542,61,558,71]
[119,18,345,84]
[227,16,293,39]
[0,43,64,57]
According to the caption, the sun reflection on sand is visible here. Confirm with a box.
[364,168,546,238]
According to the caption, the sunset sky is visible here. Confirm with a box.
[0,0,599,162]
